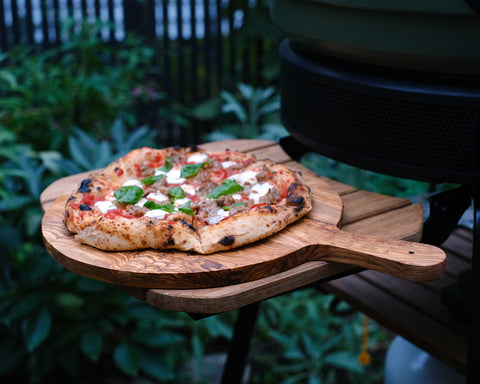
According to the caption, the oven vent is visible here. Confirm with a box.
[280,40,480,185]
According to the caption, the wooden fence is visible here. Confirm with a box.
[0,0,280,146]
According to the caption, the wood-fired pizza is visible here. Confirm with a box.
[64,146,312,254]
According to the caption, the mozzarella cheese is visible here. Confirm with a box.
[135,198,148,207]
[229,170,258,185]
[188,152,208,164]
[207,209,230,225]
[165,168,186,184]
[221,161,237,169]
[174,197,191,207]
[95,200,117,214]
[144,209,169,219]
[231,193,242,201]
[146,192,169,202]
[123,179,143,187]
[181,184,198,195]
[249,182,271,204]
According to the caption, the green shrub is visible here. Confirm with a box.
[0,20,157,154]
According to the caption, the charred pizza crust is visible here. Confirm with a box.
[64,146,312,254]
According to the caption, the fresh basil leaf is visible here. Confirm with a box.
[114,185,144,204]
[178,200,194,216]
[168,186,185,201]
[140,174,165,185]
[159,157,173,172]
[144,201,175,212]
[222,202,245,211]
[208,179,244,199]
[180,159,212,178]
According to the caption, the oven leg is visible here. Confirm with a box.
[467,186,479,384]
[221,302,260,384]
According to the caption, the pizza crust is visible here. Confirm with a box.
[64,146,312,254]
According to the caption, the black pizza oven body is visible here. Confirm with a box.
[279,39,480,185]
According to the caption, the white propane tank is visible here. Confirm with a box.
[384,336,466,384]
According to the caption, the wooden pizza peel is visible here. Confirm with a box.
[41,170,446,289]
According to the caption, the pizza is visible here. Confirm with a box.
[64,146,312,254]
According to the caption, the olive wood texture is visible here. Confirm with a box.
[41,141,446,289]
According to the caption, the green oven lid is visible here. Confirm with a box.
[269,0,480,75]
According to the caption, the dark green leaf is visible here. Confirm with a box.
[178,200,194,216]
[80,330,103,362]
[114,342,142,376]
[144,201,175,212]
[140,174,165,185]
[114,185,144,204]
[208,179,244,199]
[55,292,85,311]
[180,160,211,178]
[159,157,173,172]
[222,202,245,211]
[168,186,185,201]
[324,351,364,373]
[141,351,175,380]
[21,307,52,351]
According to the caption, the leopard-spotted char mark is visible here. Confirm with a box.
[219,236,235,246]
[78,179,92,193]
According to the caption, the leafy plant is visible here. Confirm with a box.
[0,123,236,383]
[250,289,390,384]
[56,120,156,175]
[0,19,157,153]
[300,151,434,199]
[196,83,288,142]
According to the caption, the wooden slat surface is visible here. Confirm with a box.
[324,227,471,375]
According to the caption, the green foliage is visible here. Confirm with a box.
[0,123,236,383]
[251,290,389,384]
[0,19,156,153]
[57,120,155,174]
[196,83,288,142]
[301,151,434,199]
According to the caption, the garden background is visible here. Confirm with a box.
[1,0,440,382]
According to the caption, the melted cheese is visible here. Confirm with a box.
[123,179,143,187]
[229,170,258,185]
[248,182,271,204]
[231,193,242,201]
[135,198,148,207]
[165,168,186,184]
[181,184,198,195]
[146,192,169,202]
[221,161,237,169]
[207,209,230,225]
[188,152,208,164]
[174,197,191,207]
[95,200,117,214]
[144,209,169,219]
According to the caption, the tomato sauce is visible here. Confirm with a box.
[104,209,135,219]
[134,163,142,178]
[79,194,101,207]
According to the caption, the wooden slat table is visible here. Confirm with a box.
[324,227,471,376]
[40,139,452,383]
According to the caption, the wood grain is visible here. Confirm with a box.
[42,164,445,289]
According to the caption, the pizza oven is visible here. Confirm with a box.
[269,0,480,186]
[269,1,480,378]
[269,0,480,242]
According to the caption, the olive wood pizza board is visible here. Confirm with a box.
[42,175,446,289]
